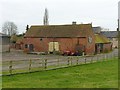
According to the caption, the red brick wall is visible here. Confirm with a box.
[23,37,95,55]
[103,43,112,52]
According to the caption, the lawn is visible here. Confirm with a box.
[2,58,118,88]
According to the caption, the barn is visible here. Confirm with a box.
[23,23,95,55]
[0,33,10,52]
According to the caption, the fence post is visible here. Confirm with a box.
[84,56,86,64]
[29,59,32,72]
[114,52,116,59]
[9,61,12,75]
[97,55,98,62]
[39,59,42,69]
[44,59,47,69]
[67,57,70,66]
[58,58,59,66]
[71,57,72,66]
[91,56,93,63]
[42,59,44,69]
[76,56,79,65]
[108,54,109,60]
[106,54,108,60]
[104,54,106,61]
[102,55,104,62]
[111,52,112,59]
[112,52,113,58]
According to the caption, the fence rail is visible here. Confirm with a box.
[2,50,118,76]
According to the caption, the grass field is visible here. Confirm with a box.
[2,58,118,88]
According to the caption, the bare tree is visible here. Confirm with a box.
[2,21,18,36]
[43,8,49,25]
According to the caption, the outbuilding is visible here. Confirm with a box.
[95,34,112,54]
[101,31,118,48]
[24,23,95,55]
[0,33,10,52]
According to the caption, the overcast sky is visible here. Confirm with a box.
[0,0,119,34]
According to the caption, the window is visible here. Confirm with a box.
[88,36,92,43]
[25,44,28,48]
[40,38,43,41]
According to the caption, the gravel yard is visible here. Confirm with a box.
[2,49,65,61]
[2,49,118,61]
[2,49,118,75]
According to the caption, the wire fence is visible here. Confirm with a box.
[2,51,118,76]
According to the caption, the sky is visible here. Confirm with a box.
[0,0,119,34]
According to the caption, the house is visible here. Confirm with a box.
[92,27,118,49]
[15,38,24,50]
[0,33,10,52]
[95,34,112,54]
[24,23,95,55]
[93,26,102,34]
[101,31,118,48]
[10,34,24,50]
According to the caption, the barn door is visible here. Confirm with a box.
[48,42,59,52]
[29,44,34,52]
[99,43,103,52]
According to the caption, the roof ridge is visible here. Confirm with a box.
[31,24,92,27]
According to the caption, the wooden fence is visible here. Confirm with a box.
[2,51,118,76]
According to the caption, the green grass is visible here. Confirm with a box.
[2,58,118,88]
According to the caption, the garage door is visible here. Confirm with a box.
[49,42,59,52]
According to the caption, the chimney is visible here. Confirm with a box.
[72,21,76,25]
[117,28,119,31]
[26,25,29,31]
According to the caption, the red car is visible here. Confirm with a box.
[62,50,71,56]
[62,50,82,56]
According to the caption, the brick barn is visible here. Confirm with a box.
[24,24,95,55]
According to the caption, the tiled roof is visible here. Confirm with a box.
[16,36,24,43]
[92,27,101,34]
[95,34,111,43]
[24,24,93,38]
[101,31,118,38]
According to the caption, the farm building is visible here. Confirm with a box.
[93,26,102,34]
[101,31,118,48]
[0,33,10,52]
[95,34,112,54]
[15,39,24,50]
[24,23,95,55]
[10,34,24,50]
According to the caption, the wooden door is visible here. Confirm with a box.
[29,44,34,52]
[48,42,59,52]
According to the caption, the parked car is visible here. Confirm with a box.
[62,50,83,56]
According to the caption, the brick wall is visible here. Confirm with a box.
[23,37,95,55]
[103,43,112,52]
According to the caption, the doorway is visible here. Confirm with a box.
[48,42,59,53]
[29,44,34,52]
